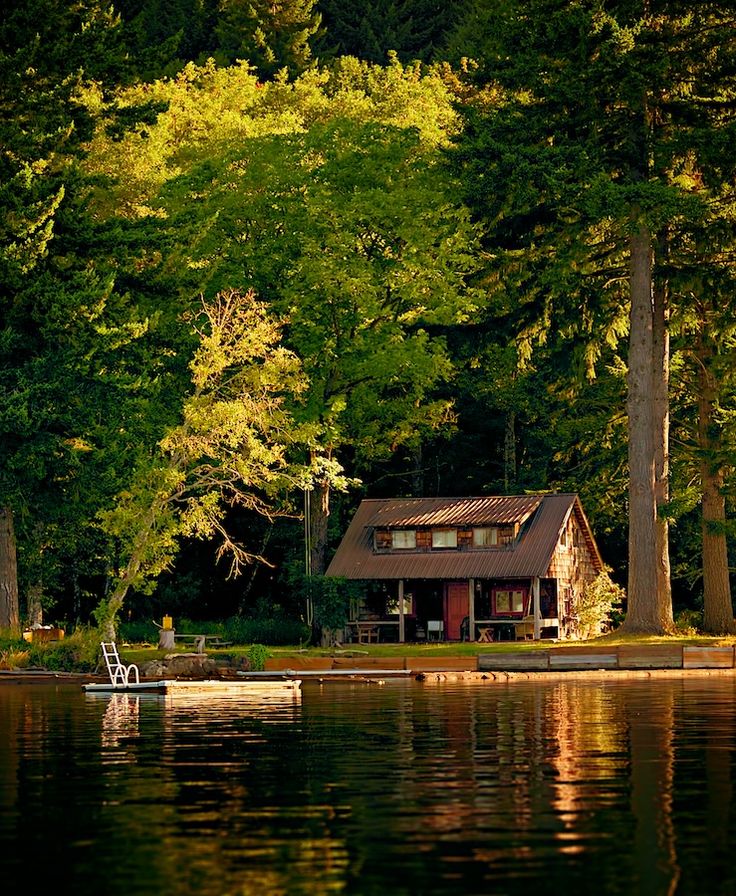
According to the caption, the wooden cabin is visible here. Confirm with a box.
[325,494,604,642]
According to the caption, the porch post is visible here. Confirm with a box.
[532,577,541,640]
[468,578,475,642]
[398,579,405,643]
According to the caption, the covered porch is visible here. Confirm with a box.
[344,577,561,643]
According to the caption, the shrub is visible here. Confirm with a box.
[27,628,102,672]
[246,643,269,671]
[576,571,626,639]
[0,648,30,669]
[223,616,309,646]
[674,608,703,636]
[118,620,160,644]
[119,615,309,647]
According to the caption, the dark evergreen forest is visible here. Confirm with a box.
[1,0,735,636]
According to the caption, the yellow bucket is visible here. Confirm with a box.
[163,615,173,630]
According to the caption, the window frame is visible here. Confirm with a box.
[473,527,498,547]
[391,529,417,550]
[492,587,528,617]
[431,528,458,549]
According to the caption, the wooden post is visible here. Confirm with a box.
[158,628,175,650]
[468,578,475,641]
[532,577,540,640]
[398,580,405,643]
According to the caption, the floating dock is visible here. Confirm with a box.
[83,678,302,695]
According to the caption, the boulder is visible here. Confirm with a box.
[140,652,217,679]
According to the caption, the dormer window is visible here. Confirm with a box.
[391,529,416,549]
[473,527,498,547]
[432,528,457,549]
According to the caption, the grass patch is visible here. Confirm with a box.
[113,632,736,664]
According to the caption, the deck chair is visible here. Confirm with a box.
[515,617,535,641]
[101,642,140,687]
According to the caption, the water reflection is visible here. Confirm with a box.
[1,677,736,895]
[98,693,141,749]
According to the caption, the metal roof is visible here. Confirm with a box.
[365,494,543,527]
[325,494,604,581]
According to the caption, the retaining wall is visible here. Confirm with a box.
[479,645,736,672]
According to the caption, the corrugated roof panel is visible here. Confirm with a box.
[367,495,542,527]
[325,494,602,581]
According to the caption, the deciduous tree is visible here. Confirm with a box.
[99,289,310,627]
[85,59,481,576]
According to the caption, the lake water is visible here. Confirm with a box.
[1,675,735,895]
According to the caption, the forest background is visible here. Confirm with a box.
[1,0,735,640]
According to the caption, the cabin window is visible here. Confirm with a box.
[432,528,457,548]
[473,527,498,547]
[493,588,526,615]
[392,529,416,549]
[386,592,413,615]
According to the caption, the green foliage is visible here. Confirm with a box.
[223,615,309,646]
[316,0,462,65]
[149,114,480,473]
[118,614,308,645]
[26,627,102,672]
[0,630,28,654]
[91,599,119,639]
[216,0,321,78]
[115,0,221,81]
[7,4,735,630]
[99,289,311,619]
[674,609,703,637]
[118,619,160,643]
[0,1,176,630]
[301,575,361,632]
[246,643,269,671]
[576,571,626,639]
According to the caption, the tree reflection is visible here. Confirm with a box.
[629,688,679,896]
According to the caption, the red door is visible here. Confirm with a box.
[445,582,469,640]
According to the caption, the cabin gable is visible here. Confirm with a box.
[325,493,604,642]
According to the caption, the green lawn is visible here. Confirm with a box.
[121,630,736,664]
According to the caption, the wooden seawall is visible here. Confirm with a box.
[263,645,736,677]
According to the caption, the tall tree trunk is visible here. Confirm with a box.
[697,325,735,634]
[623,223,672,633]
[26,583,44,627]
[504,410,516,493]
[410,444,424,497]
[0,507,20,635]
[309,479,331,577]
[307,475,334,646]
[653,275,673,625]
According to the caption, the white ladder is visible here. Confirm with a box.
[101,642,140,687]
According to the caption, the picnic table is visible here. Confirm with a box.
[173,633,233,653]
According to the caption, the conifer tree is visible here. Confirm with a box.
[216,0,321,78]
[451,1,736,633]
[316,0,463,64]
[0,1,140,629]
